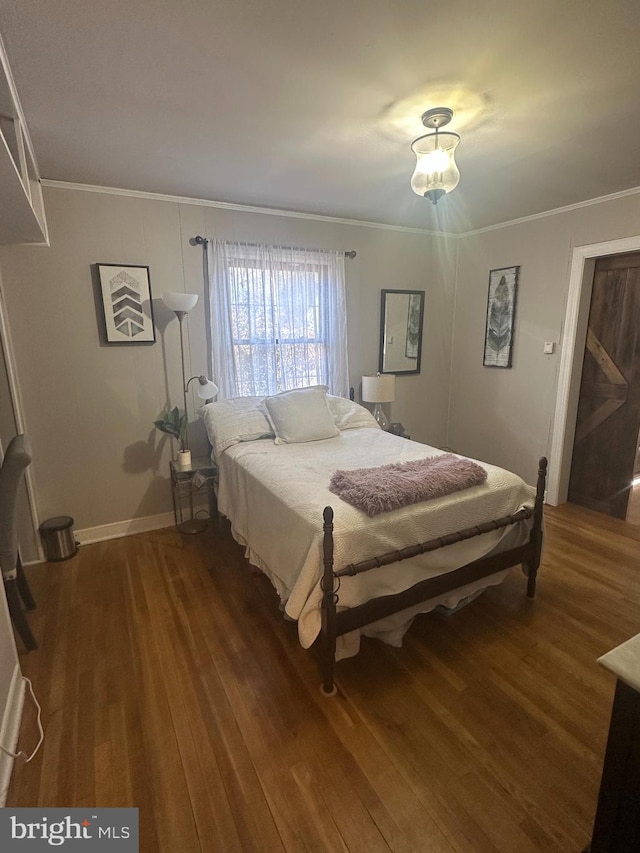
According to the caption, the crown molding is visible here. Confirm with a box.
[462,184,640,237]
[41,178,640,239]
[41,180,452,237]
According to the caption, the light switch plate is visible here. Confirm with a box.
[543,341,555,354]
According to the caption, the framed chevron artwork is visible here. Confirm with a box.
[96,263,156,344]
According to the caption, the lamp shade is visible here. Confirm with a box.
[195,377,219,400]
[163,292,198,313]
[362,373,395,403]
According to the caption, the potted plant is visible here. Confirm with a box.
[154,407,191,466]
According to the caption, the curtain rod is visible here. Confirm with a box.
[189,235,356,258]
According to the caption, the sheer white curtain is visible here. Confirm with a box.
[208,240,349,398]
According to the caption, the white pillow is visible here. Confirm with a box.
[263,386,339,444]
[200,396,274,458]
[326,395,381,431]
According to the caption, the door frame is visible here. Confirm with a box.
[548,234,640,505]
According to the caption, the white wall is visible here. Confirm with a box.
[0,185,456,534]
[3,180,640,536]
[450,192,640,485]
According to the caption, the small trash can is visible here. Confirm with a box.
[39,516,78,561]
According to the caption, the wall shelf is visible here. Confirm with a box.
[0,30,48,245]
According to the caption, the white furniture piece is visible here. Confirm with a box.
[0,29,48,245]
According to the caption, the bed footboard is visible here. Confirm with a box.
[318,457,547,695]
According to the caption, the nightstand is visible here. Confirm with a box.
[170,456,218,534]
[386,423,411,440]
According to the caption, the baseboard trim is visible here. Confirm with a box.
[75,511,178,545]
[25,503,212,555]
[0,665,26,806]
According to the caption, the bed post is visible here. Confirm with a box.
[320,506,338,695]
[525,456,547,600]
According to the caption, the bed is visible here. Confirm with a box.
[201,387,546,694]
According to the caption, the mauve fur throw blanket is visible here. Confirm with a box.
[329,453,488,517]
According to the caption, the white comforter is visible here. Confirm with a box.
[217,428,536,658]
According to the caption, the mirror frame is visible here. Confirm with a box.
[378,289,425,375]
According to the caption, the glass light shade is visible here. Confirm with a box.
[362,373,395,403]
[163,292,199,313]
[195,377,219,400]
[411,131,460,204]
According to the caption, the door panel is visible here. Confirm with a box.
[568,252,640,519]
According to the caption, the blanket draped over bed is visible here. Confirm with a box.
[329,453,488,516]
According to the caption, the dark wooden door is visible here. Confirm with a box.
[568,252,640,519]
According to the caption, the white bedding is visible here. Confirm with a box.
[216,427,536,659]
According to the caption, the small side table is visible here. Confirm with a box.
[170,456,218,534]
[584,634,640,852]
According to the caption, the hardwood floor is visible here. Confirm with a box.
[7,504,640,852]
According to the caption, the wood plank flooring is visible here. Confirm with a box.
[7,503,640,852]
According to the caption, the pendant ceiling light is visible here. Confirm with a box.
[410,107,460,205]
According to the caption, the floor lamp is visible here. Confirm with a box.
[163,292,218,533]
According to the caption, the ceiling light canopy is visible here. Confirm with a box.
[410,107,460,205]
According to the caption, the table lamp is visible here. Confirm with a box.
[362,373,395,430]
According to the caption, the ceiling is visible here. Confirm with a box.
[1,0,640,234]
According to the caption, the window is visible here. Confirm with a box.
[208,241,349,399]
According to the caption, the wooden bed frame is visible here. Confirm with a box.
[317,456,547,694]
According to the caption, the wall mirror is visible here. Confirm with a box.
[379,289,425,374]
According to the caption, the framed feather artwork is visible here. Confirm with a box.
[483,265,519,368]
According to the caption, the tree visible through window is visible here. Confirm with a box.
[209,242,349,399]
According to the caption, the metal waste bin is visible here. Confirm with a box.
[39,516,78,561]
